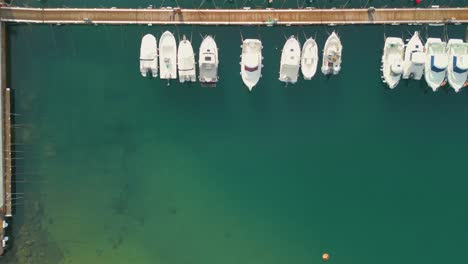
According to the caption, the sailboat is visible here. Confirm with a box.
[321,32,342,75]
[177,35,196,83]
[301,38,318,80]
[402,31,425,80]
[446,39,468,92]
[139,34,158,77]
[199,35,219,87]
[159,31,177,80]
[240,39,263,91]
[381,37,404,89]
[279,36,301,84]
[424,38,449,91]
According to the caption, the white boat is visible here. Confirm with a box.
[177,35,196,83]
[446,39,468,92]
[402,31,425,80]
[321,32,342,75]
[159,31,177,79]
[301,38,318,80]
[424,38,449,91]
[199,35,219,87]
[240,39,263,91]
[279,36,301,84]
[139,34,158,77]
[381,37,404,89]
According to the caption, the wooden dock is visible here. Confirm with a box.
[3,87,11,218]
[0,6,467,25]
[0,20,6,256]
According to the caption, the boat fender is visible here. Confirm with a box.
[409,73,415,79]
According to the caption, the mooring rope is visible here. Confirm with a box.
[281,0,287,8]
[198,0,207,9]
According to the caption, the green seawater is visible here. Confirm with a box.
[3,1,468,263]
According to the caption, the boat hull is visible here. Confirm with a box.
[279,36,301,84]
[178,37,196,83]
[199,36,219,87]
[403,31,424,80]
[382,37,404,89]
[446,39,468,92]
[140,34,158,78]
[301,38,318,80]
[159,31,177,80]
[321,32,342,75]
[424,38,448,92]
[241,39,263,91]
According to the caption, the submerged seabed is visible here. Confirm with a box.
[3,23,468,264]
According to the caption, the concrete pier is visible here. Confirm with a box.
[0,7,467,25]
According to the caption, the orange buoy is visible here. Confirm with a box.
[322,253,330,261]
[415,0,421,4]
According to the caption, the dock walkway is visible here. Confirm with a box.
[0,17,12,255]
[0,7,467,25]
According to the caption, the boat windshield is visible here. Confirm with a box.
[431,56,446,73]
[244,65,258,72]
[453,56,468,74]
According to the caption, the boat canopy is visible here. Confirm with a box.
[245,53,259,72]
[200,54,214,64]
[202,63,213,70]
[411,52,425,64]
[281,64,299,78]
[431,55,448,73]
[453,56,468,74]
[179,57,194,71]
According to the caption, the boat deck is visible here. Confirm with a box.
[0,7,467,25]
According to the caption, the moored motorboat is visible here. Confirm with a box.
[403,31,425,80]
[301,38,318,80]
[381,37,404,89]
[240,39,263,91]
[321,32,342,75]
[424,38,449,91]
[279,36,301,84]
[159,31,177,79]
[177,35,196,83]
[139,34,158,77]
[199,35,219,87]
[446,39,468,92]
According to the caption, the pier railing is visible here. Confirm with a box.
[0,6,467,25]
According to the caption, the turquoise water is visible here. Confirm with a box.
[3,7,468,264]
